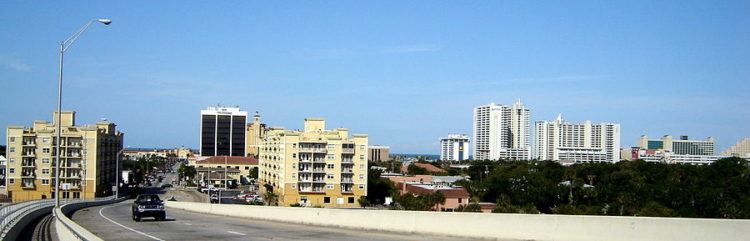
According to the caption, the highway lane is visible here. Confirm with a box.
[71,199,476,241]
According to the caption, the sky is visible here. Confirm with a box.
[1,1,749,154]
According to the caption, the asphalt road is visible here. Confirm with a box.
[71,201,475,241]
[68,164,476,241]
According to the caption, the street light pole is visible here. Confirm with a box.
[54,18,112,209]
[116,147,128,200]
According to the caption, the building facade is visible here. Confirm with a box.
[631,147,727,165]
[191,156,258,187]
[440,134,470,161]
[367,145,390,162]
[258,118,368,207]
[534,114,620,163]
[721,138,750,159]
[5,111,123,202]
[200,106,247,157]
[472,100,531,161]
[245,111,267,158]
[639,135,715,155]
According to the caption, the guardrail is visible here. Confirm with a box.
[0,196,121,241]
[0,199,58,241]
[55,196,126,241]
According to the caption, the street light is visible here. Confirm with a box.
[54,18,111,209]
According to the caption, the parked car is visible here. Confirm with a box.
[132,194,166,222]
[161,183,173,188]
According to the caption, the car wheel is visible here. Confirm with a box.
[133,214,141,222]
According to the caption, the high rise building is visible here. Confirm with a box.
[200,106,247,157]
[722,138,750,159]
[5,111,123,202]
[472,100,530,160]
[440,134,470,161]
[245,111,267,158]
[534,114,620,163]
[638,135,715,155]
[368,145,390,162]
[258,118,368,207]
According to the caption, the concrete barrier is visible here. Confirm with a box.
[166,201,750,241]
[55,197,126,241]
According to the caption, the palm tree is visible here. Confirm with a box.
[263,191,279,206]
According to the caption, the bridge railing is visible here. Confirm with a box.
[0,199,59,241]
[54,196,126,241]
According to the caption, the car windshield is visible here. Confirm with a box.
[138,195,160,202]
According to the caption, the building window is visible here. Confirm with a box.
[327,164,334,169]
[42,169,50,174]
[291,173,296,178]
[42,158,49,164]
[327,174,334,179]
[9,137,15,143]
[359,145,365,150]
[458,198,463,204]
[9,147,15,153]
[327,154,334,160]
[217,166,222,168]
[42,179,50,185]
[73,192,81,198]
[324,197,331,203]
[42,148,50,154]
[9,168,14,174]
[359,184,365,189]
[42,137,50,143]
[326,184,334,189]
[9,179,14,184]
[348,197,355,203]
[291,184,296,189]
[292,154,297,158]
[359,174,364,179]
[235,166,240,169]
[359,155,364,160]
[9,158,14,163]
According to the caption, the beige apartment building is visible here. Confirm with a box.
[5,111,123,202]
[258,118,368,207]
[245,112,267,158]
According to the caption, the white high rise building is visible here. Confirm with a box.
[472,100,531,161]
[534,114,620,163]
[440,134,470,161]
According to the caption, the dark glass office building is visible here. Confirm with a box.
[200,106,247,156]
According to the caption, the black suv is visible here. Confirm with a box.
[132,194,166,221]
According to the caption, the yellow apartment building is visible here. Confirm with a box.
[5,111,123,202]
[258,118,368,207]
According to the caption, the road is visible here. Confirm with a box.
[68,165,476,241]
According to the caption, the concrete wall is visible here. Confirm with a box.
[55,198,126,241]
[166,201,750,241]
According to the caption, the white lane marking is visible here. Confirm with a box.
[184,222,192,226]
[227,230,246,236]
[99,204,166,241]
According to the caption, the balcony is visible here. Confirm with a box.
[22,152,36,157]
[299,148,327,154]
[22,183,35,189]
[21,172,36,178]
[22,142,36,146]
[312,158,325,163]
[341,158,354,163]
[342,148,355,154]
[342,169,353,173]
[342,178,353,183]
[312,168,325,173]
[312,178,325,183]
[299,158,312,163]
[298,169,311,173]
[22,162,36,167]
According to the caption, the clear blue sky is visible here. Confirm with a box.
[1,1,748,154]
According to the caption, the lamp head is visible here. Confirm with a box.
[97,19,112,25]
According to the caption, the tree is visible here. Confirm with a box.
[407,164,430,175]
[358,196,370,208]
[366,166,395,205]
[456,202,482,212]
[263,191,279,206]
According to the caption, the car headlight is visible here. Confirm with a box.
[159,205,165,210]
[138,205,145,209]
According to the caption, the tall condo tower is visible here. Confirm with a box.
[472,100,531,161]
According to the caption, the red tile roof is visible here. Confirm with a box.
[196,156,258,165]
[401,163,447,174]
